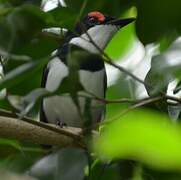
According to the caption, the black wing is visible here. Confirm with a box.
[40,65,49,123]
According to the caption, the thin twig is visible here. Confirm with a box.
[82,28,146,85]
[75,0,88,25]
[101,96,165,126]
[165,95,181,104]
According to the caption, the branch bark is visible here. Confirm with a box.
[0,115,85,148]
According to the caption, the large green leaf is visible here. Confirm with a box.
[94,109,181,171]
[105,23,136,60]
[47,7,78,30]
[65,0,133,17]
[29,148,88,180]
[135,0,181,44]
[0,57,48,94]
[0,0,42,6]
[0,5,49,52]
[105,7,137,60]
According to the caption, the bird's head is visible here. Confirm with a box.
[69,11,135,53]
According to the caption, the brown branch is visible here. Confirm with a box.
[0,108,82,141]
[0,95,180,148]
[0,113,85,148]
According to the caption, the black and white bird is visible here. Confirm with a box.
[40,11,135,127]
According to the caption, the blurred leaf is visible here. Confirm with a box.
[0,7,12,16]
[0,19,12,52]
[56,148,88,180]
[159,31,179,52]
[94,109,181,171]
[105,23,136,60]
[0,138,21,150]
[3,60,46,96]
[29,148,88,180]
[135,0,181,44]
[105,7,137,60]
[142,167,181,180]
[0,138,23,159]
[90,160,120,180]
[29,152,58,180]
[4,151,43,173]
[106,76,134,120]
[0,5,49,52]
[145,38,181,96]
[0,170,36,180]
[0,62,36,90]
[19,88,49,117]
[0,58,48,93]
[64,0,133,17]
[1,0,42,6]
[47,7,78,29]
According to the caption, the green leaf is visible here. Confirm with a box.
[18,88,49,117]
[29,148,88,180]
[47,7,78,30]
[3,151,43,173]
[106,76,134,120]
[0,58,48,92]
[90,160,120,180]
[64,0,133,17]
[0,4,48,52]
[105,23,136,60]
[135,0,181,44]
[94,109,181,171]
[15,33,60,59]
[0,138,21,150]
[56,148,88,180]
[1,0,42,6]
[105,7,137,60]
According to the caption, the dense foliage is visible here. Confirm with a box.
[1,0,181,180]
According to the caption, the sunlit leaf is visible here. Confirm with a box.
[105,7,137,60]
[105,23,136,60]
[94,109,181,170]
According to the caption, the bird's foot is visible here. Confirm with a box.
[56,120,67,128]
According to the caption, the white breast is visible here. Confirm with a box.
[43,57,105,127]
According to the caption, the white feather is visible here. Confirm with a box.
[70,25,117,53]
[43,58,105,127]
[45,57,68,92]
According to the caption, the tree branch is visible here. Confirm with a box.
[0,115,85,148]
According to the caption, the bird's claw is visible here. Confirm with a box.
[56,120,67,128]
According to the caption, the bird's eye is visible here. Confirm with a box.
[88,17,99,24]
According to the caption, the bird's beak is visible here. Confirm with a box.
[108,17,136,28]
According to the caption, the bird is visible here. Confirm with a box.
[40,11,135,128]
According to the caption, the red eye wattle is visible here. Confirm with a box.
[88,11,105,22]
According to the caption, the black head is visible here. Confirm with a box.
[64,11,135,53]
[75,11,135,36]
